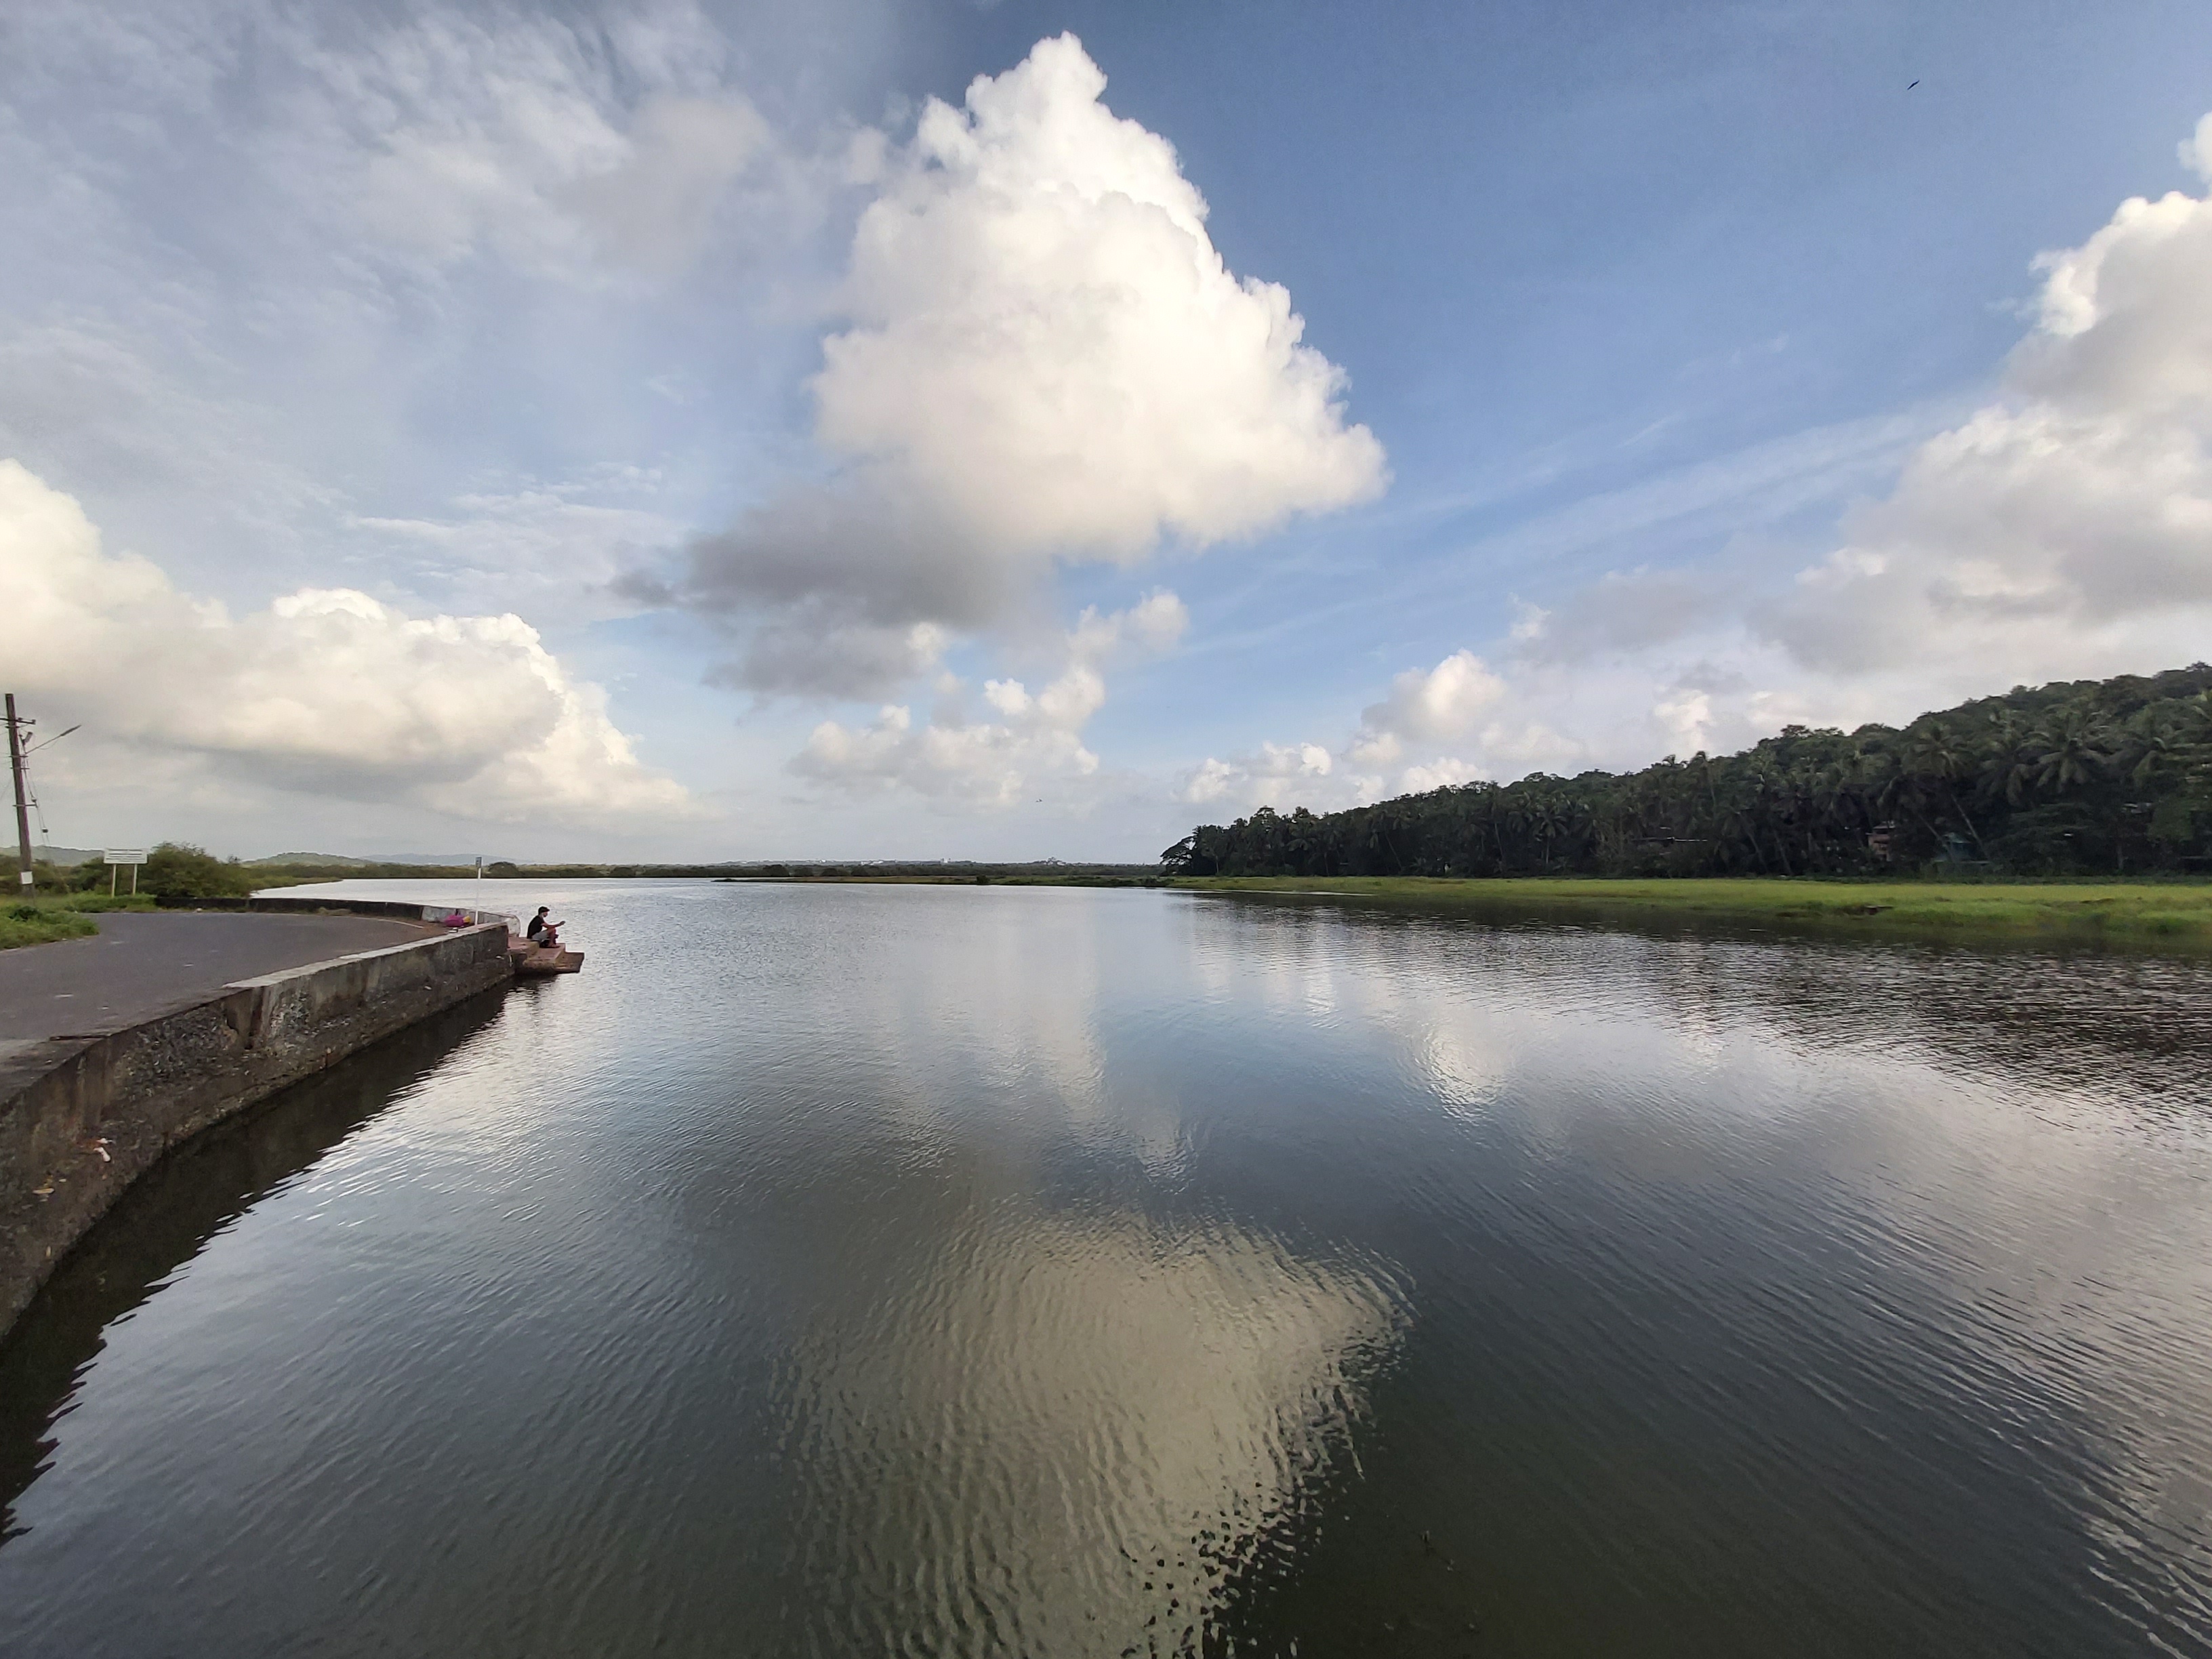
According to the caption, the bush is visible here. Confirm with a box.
[142,842,258,900]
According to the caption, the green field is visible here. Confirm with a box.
[0,893,157,951]
[1162,875,2212,946]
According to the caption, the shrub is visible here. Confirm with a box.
[142,842,258,900]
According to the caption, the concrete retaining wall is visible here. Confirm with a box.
[161,894,519,928]
[0,922,513,1337]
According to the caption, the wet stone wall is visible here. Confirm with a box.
[0,924,512,1336]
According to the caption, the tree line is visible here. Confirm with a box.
[1162,664,2212,880]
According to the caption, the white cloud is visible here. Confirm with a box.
[1313,647,1521,795]
[0,0,872,642]
[1760,126,2212,690]
[2180,113,2212,187]
[793,592,1186,804]
[1176,649,1536,816]
[1399,758,1486,794]
[1204,109,2212,808]
[1177,740,1350,809]
[817,33,1386,554]
[1067,588,1190,660]
[349,470,687,613]
[268,4,803,284]
[1357,649,1507,746]
[0,459,695,825]
[658,33,1385,696]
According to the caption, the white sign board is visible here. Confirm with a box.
[103,848,147,865]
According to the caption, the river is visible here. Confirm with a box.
[3,880,2210,1656]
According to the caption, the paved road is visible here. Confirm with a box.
[0,912,434,1040]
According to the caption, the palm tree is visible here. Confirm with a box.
[1978,710,2038,807]
[1904,721,1990,858]
[2030,709,2114,796]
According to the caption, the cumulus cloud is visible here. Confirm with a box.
[793,592,1187,804]
[1759,123,2212,689]
[1212,108,2212,807]
[1397,758,1487,794]
[0,460,695,824]
[1177,741,1358,811]
[650,33,1385,697]
[1176,639,1631,818]
[815,35,1384,552]
[1177,649,1505,815]
[1349,649,1508,764]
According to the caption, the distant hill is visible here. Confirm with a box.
[246,852,502,867]
[33,844,102,865]
[356,853,498,866]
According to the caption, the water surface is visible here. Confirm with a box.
[3,881,2210,1656]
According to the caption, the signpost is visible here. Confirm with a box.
[104,848,147,897]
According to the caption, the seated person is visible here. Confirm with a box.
[525,905,563,947]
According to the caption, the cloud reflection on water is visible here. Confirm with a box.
[765,1206,1404,1655]
[1189,897,2212,1618]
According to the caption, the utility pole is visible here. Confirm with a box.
[6,694,33,893]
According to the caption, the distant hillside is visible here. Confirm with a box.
[245,852,506,868]
[356,853,501,865]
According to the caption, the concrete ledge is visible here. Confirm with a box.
[0,922,512,1338]
[160,894,517,926]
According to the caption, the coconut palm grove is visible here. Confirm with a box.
[1162,665,2212,880]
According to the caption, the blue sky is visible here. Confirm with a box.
[3,0,2210,859]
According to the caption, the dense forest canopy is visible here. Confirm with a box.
[1162,665,2212,880]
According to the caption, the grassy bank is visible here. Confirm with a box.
[0,893,157,951]
[1161,876,2212,945]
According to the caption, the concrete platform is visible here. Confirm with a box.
[1,915,512,1334]
[0,912,434,1049]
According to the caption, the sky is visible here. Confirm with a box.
[3,0,2210,861]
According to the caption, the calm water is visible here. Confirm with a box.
[3,882,2212,1658]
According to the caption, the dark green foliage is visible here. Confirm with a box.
[1164,664,2212,880]
[142,842,260,899]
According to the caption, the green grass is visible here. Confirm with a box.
[0,890,158,951]
[1160,876,2212,946]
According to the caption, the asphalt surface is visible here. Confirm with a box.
[0,912,433,1041]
